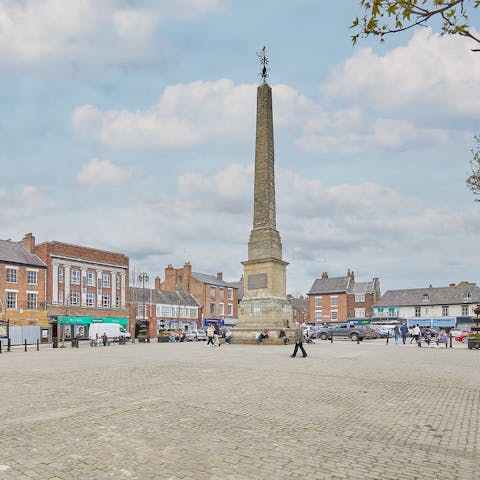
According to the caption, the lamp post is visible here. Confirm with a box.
[138,273,149,338]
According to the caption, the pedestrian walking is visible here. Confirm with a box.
[206,324,215,346]
[290,322,307,358]
[399,323,408,344]
[413,324,421,347]
[102,332,107,346]
[393,325,400,344]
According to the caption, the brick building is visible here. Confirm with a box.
[308,270,380,323]
[129,286,200,338]
[288,295,310,324]
[32,234,129,341]
[156,262,239,329]
[0,235,48,341]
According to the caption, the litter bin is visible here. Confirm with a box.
[52,337,58,348]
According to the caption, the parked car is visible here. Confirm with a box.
[455,331,471,343]
[186,329,207,341]
[316,323,376,342]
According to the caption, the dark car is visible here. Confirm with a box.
[317,323,375,342]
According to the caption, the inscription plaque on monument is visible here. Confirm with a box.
[247,273,268,290]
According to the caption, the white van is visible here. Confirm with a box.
[88,323,131,342]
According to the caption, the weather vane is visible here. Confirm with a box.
[256,46,269,83]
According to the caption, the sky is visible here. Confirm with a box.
[1,0,480,295]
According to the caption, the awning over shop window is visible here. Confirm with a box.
[57,316,128,326]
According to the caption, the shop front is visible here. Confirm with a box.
[56,316,128,340]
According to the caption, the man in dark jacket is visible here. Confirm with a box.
[290,322,307,358]
[400,323,408,344]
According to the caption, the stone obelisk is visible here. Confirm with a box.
[235,50,293,340]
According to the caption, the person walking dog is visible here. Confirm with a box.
[290,322,307,358]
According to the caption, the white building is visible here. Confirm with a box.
[372,282,480,330]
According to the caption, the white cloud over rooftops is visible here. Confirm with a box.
[77,158,132,187]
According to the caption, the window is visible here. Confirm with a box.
[462,305,469,316]
[159,305,172,317]
[331,296,338,307]
[331,310,338,320]
[355,308,365,318]
[6,291,17,309]
[415,307,421,317]
[58,290,63,305]
[87,291,95,307]
[87,271,95,287]
[210,302,215,314]
[355,293,365,302]
[463,291,471,300]
[27,292,37,310]
[315,310,323,321]
[422,294,429,302]
[102,273,110,288]
[227,304,233,316]
[116,275,121,289]
[137,304,146,318]
[116,296,120,308]
[27,270,38,285]
[190,308,198,318]
[70,290,80,306]
[102,293,110,308]
[58,266,64,283]
[219,303,224,315]
[388,308,396,317]
[6,268,17,283]
[315,296,322,308]
[210,287,216,298]
[219,288,224,297]
[71,269,80,285]
[177,275,183,283]
[442,305,449,317]
[227,288,233,300]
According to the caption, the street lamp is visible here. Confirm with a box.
[138,273,149,338]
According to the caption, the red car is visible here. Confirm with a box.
[455,331,471,343]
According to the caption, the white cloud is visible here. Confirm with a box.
[73,80,256,148]
[0,0,230,71]
[77,158,132,187]
[323,28,480,118]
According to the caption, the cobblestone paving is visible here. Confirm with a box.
[0,340,478,479]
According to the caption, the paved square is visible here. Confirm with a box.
[0,340,478,479]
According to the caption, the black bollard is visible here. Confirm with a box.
[7,338,11,352]
[37,339,39,351]
[0,340,2,354]
[386,331,389,345]
[330,331,333,343]
[24,339,27,352]
[357,335,360,344]
[449,332,453,349]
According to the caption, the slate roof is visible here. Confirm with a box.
[374,284,480,307]
[191,272,238,289]
[308,276,351,295]
[129,287,199,307]
[0,239,47,268]
[352,281,375,294]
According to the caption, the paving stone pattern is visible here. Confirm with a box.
[0,340,478,479]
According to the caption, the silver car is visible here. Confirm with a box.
[186,329,207,341]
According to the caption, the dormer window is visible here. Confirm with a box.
[422,294,429,302]
[463,292,471,301]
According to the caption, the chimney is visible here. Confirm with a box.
[183,261,192,278]
[217,272,223,280]
[449,283,455,287]
[155,276,161,289]
[22,233,35,253]
[350,270,355,280]
[322,272,328,279]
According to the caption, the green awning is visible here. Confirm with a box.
[57,316,128,326]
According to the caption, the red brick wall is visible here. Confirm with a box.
[0,261,47,324]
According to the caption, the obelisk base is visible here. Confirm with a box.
[233,297,293,343]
